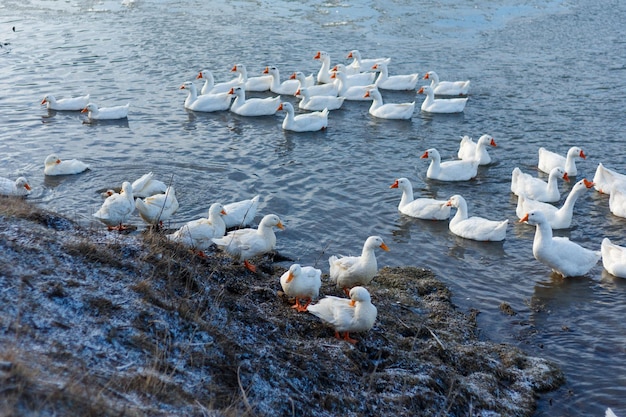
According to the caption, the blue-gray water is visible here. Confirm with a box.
[1,0,625,415]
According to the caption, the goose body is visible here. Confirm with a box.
[93,181,135,230]
[180,81,232,112]
[296,88,345,111]
[446,194,508,241]
[229,87,280,116]
[520,210,600,277]
[538,146,586,176]
[457,134,497,165]
[41,94,90,111]
[81,103,129,120]
[196,69,242,95]
[423,71,470,96]
[372,62,419,91]
[131,172,167,198]
[231,64,272,92]
[390,178,450,220]
[314,51,334,84]
[332,64,376,86]
[280,263,322,312]
[330,71,374,101]
[511,166,569,202]
[44,154,89,176]
[264,66,300,95]
[516,178,594,229]
[135,186,179,226]
[417,85,468,113]
[212,213,284,272]
[608,183,626,218]
[601,238,626,278]
[290,71,335,96]
[307,286,377,344]
[592,163,626,194]
[364,88,415,120]
[223,195,261,229]
[278,101,328,132]
[167,202,227,250]
[421,148,479,181]
[329,235,389,293]
[346,49,391,74]
[0,176,31,196]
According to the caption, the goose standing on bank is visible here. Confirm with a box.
[329,235,389,295]
[167,202,227,252]
[417,85,468,113]
[280,263,322,312]
[390,177,451,220]
[92,181,135,231]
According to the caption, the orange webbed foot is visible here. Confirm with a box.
[244,260,257,273]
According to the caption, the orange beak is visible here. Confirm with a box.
[331,65,338,72]
[55,159,61,164]
[423,73,430,80]
[196,71,203,79]
[330,72,336,79]
[417,87,425,94]
[277,103,284,111]
[221,209,228,215]
[276,221,285,230]
[230,65,237,72]
[349,300,356,307]
[347,52,353,59]
[295,89,301,95]
[40,98,47,105]
[420,151,429,159]
[289,72,296,80]
[286,271,294,283]
[563,172,570,183]
[583,179,594,188]
[228,88,235,94]
[446,200,452,207]
[262,66,269,74]
[380,242,390,251]
[519,213,529,223]
[81,107,88,113]
[363,90,370,98]
[580,150,586,159]
[314,51,321,59]
[371,64,378,70]
[24,183,31,190]
[179,84,186,89]
[390,179,399,189]
[490,138,497,147]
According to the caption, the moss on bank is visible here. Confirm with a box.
[0,197,564,416]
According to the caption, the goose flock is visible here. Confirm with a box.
[3,48,626,346]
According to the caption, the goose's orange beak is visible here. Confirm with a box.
[380,242,390,251]
[276,221,285,230]
[390,179,399,189]
[580,150,586,159]
[583,179,594,188]
[277,103,284,111]
[490,138,497,147]
[417,87,425,94]
[289,72,296,79]
[230,65,237,72]
[520,213,529,223]
[363,90,370,98]
[420,150,429,159]
[423,73,430,80]
[196,71,203,79]
[563,172,570,183]
[349,300,356,307]
[262,66,269,74]
[314,51,321,59]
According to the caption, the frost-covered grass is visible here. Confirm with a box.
[0,197,564,416]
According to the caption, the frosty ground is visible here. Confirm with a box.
[0,197,564,416]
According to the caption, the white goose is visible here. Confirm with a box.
[329,235,389,294]
[167,202,227,251]
[538,146,586,176]
[131,172,167,198]
[446,194,508,241]
[231,64,272,92]
[332,64,376,86]
[417,85,468,113]
[278,101,328,132]
[196,69,242,95]
[457,134,497,165]
[288,71,316,89]
[263,66,300,95]
[420,148,479,182]
[592,163,626,194]
[345,49,391,74]
[608,183,626,218]
[44,153,89,176]
[371,62,419,90]
[41,94,90,111]
[520,210,600,277]
[212,213,284,273]
[423,71,470,96]
[364,88,415,120]
[330,71,374,101]
[511,166,569,202]
[81,103,129,120]
[0,176,31,196]
[93,181,135,230]
[516,178,594,229]
[180,81,232,112]
[223,195,261,229]
[390,177,451,220]
[307,286,377,344]
[313,50,334,84]
[135,186,179,226]
[290,71,337,96]
[296,88,345,111]
[601,238,626,278]
[280,263,322,312]
[228,86,280,116]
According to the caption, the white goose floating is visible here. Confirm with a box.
[457,134,497,165]
[278,101,328,132]
[371,62,419,91]
[231,63,272,92]
[330,71,374,101]
[44,153,89,176]
[180,81,232,112]
[280,263,322,312]
[520,210,600,278]
[417,85,468,113]
[0,176,31,196]
[41,94,90,111]
[290,71,333,96]
[263,66,300,95]
[313,50,334,84]
[511,166,569,202]
[608,183,626,218]
[538,146,586,176]
[592,163,626,194]
[420,148,479,182]
[423,71,470,96]
[390,177,451,220]
[332,64,376,86]
[295,88,344,111]
[196,69,242,95]
[364,88,415,120]
[601,238,626,278]
[345,49,390,74]
[329,235,389,294]
[81,102,129,120]
[212,213,284,273]
[516,178,594,229]
[228,86,280,116]
[307,286,377,344]
[446,194,508,242]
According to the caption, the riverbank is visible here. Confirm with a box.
[0,197,564,416]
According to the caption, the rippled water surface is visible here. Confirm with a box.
[1,0,625,415]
